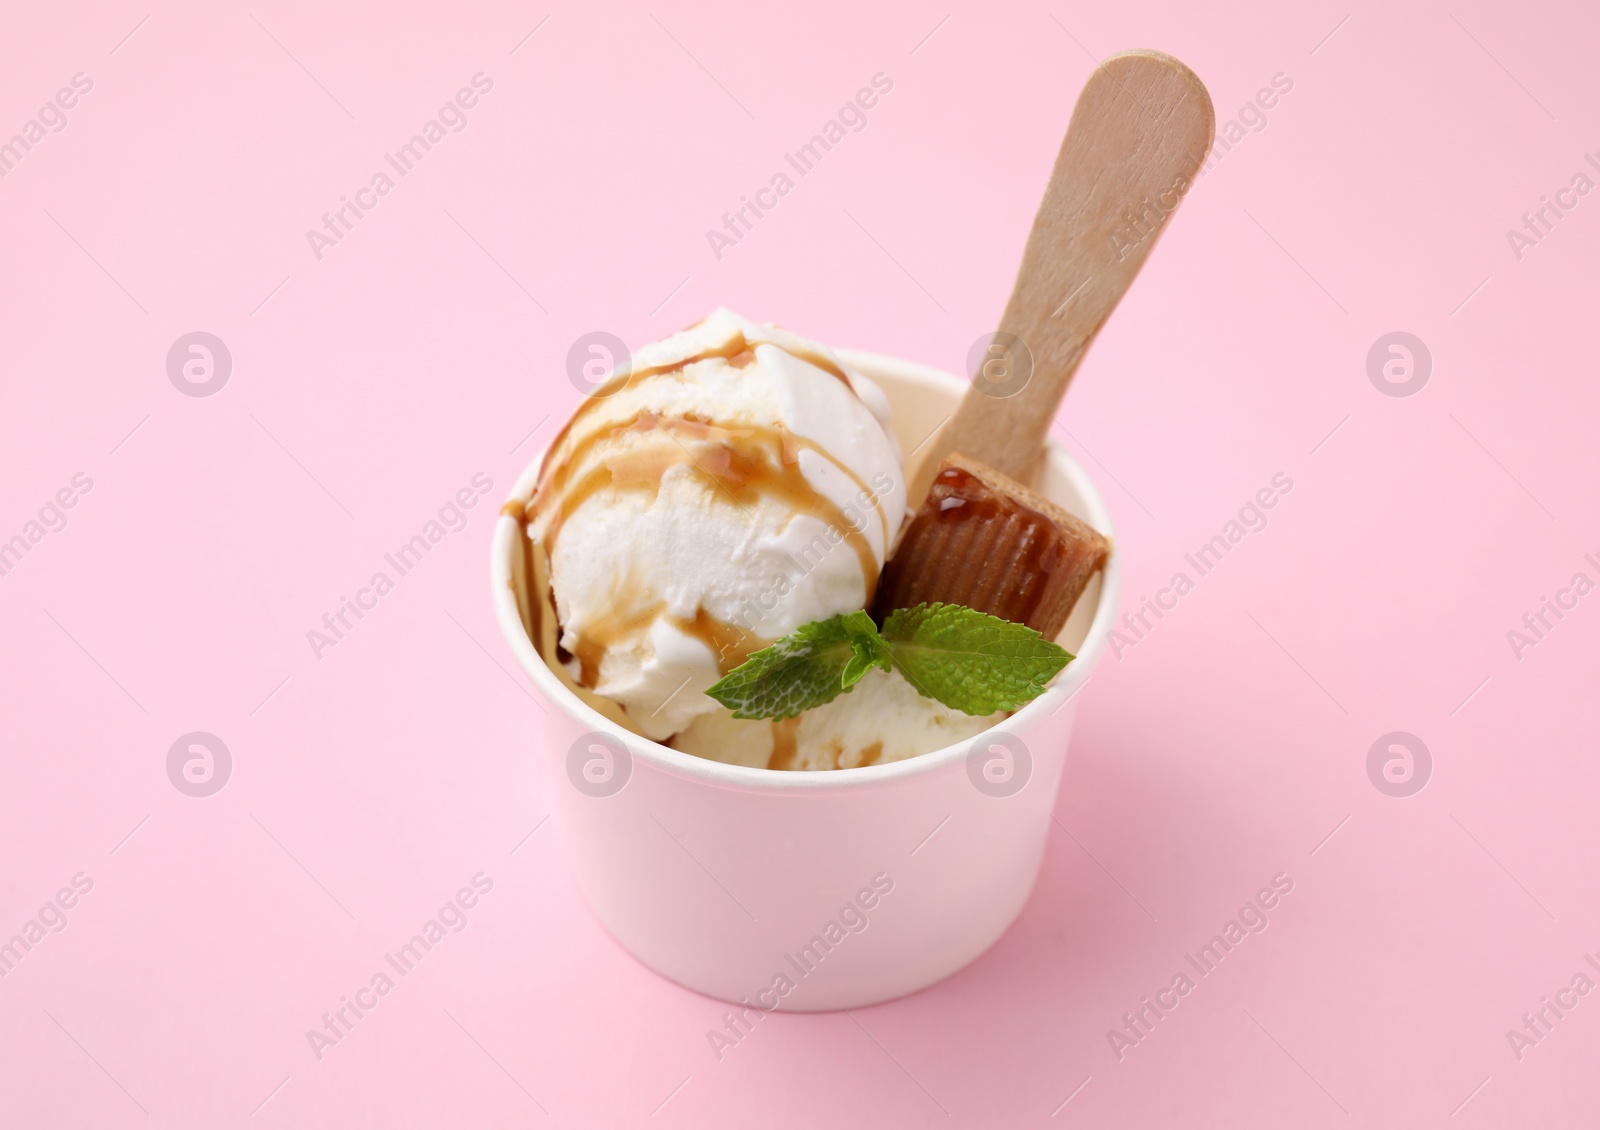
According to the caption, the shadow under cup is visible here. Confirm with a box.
[490,350,1122,1011]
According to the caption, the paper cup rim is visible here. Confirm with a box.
[489,348,1122,794]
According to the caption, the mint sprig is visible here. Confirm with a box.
[705,603,1072,720]
[881,603,1073,715]
[705,610,889,721]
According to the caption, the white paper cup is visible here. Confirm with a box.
[491,351,1121,1011]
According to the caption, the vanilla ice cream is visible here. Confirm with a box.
[671,667,1004,770]
[526,309,907,741]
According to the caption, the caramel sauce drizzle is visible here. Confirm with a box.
[669,608,764,672]
[533,331,855,506]
[767,717,799,771]
[565,570,665,688]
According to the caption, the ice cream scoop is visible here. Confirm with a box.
[672,667,1003,771]
[524,309,906,740]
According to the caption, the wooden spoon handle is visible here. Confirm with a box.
[910,50,1214,497]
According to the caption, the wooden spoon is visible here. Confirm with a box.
[907,50,1214,500]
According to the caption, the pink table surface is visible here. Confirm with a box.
[3,0,1597,1126]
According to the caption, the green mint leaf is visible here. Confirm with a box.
[881,603,1073,715]
[707,611,886,720]
[841,620,893,689]
[706,603,1068,722]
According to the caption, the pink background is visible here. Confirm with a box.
[3,0,1597,1125]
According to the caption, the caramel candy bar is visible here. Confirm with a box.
[873,453,1110,639]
